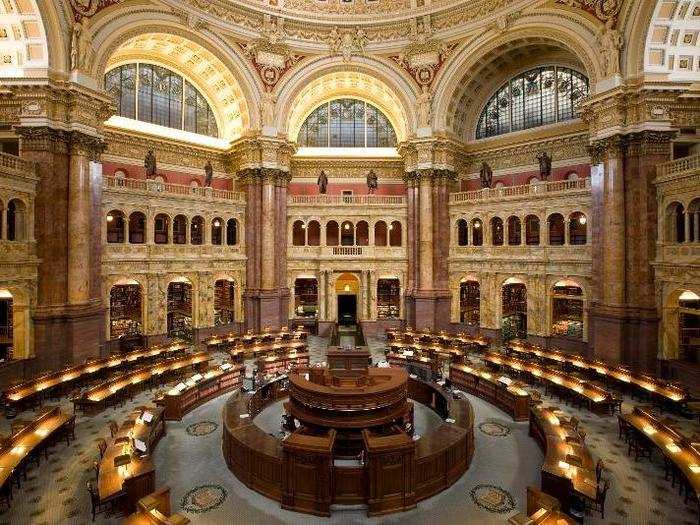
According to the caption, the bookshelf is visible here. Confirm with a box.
[109,284,142,338]
[377,278,400,319]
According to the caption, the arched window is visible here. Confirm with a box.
[471,219,483,246]
[190,216,204,245]
[491,217,504,246]
[211,217,223,245]
[106,210,125,243]
[173,215,187,245]
[666,202,686,243]
[340,221,354,246]
[476,66,589,139]
[356,221,369,246]
[297,99,397,148]
[7,199,26,242]
[226,218,238,246]
[389,221,402,247]
[154,214,170,244]
[105,63,219,138]
[456,219,469,246]
[292,220,306,246]
[548,213,565,245]
[569,212,587,245]
[525,215,540,245]
[128,212,146,244]
[307,221,321,246]
[326,221,339,246]
[374,221,388,246]
[507,216,521,245]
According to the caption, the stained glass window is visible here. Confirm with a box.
[105,63,218,138]
[298,98,397,148]
[476,66,589,139]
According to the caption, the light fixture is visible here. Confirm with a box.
[474,221,481,229]
[301,223,306,229]
[579,216,587,225]
[213,220,220,227]
[107,214,113,222]
[679,290,700,301]
[344,284,350,292]
[344,223,350,230]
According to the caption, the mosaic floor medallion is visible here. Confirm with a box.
[181,484,227,514]
[469,484,516,513]
[186,421,219,437]
[478,421,511,437]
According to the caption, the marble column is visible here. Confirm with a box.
[261,171,276,290]
[319,271,326,321]
[418,171,434,291]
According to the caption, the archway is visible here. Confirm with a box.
[335,273,359,326]
[214,279,236,325]
[167,278,193,340]
[551,279,584,340]
[294,277,319,319]
[460,279,480,326]
[502,278,527,341]
[0,289,12,360]
[109,280,143,339]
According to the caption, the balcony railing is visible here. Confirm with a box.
[289,194,406,206]
[103,176,246,203]
[656,154,700,178]
[450,178,590,204]
[0,152,36,179]
[288,245,406,259]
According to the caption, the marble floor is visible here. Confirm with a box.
[1,336,699,525]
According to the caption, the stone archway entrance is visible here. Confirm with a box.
[335,273,359,326]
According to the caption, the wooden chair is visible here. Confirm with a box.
[108,420,119,437]
[617,416,632,442]
[609,393,623,415]
[96,438,107,459]
[93,460,100,481]
[595,459,606,483]
[585,478,610,519]
[627,432,653,461]
[86,480,108,521]
[64,415,76,445]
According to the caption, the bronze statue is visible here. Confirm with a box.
[537,151,552,181]
[317,170,328,194]
[204,160,214,187]
[479,162,493,189]
[144,149,157,179]
[367,170,378,194]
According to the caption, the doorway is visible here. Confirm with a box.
[338,295,357,326]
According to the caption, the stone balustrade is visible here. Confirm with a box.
[450,178,590,204]
[103,176,246,203]
[288,245,406,260]
[656,153,700,179]
[289,194,406,206]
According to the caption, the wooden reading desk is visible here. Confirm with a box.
[0,406,73,493]
[2,343,188,409]
[98,406,165,512]
[123,487,189,525]
[483,352,613,414]
[449,363,531,421]
[73,352,208,414]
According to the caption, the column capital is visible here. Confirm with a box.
[587,135,625,164]
[15,126,70,154]
[68,130,107,161]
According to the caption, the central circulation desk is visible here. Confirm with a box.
[449,363,531,421]
[529,404,597,517]
[98,406,165,512]
[155,362,244,421]
[483,352,613,414]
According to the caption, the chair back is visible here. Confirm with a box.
[97,438,107,457]
[109,421,119,437]
[595,459,605,482]
[597,478,610,505]
[86,480,98,505]
[569,416,580,430]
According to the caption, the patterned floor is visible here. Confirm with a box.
[0,336,698,524]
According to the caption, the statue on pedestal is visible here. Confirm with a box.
[366,170,378,194]
[317,170,328,194]
[537,151,552,181]
[479,162,493,189]
[204,160,214,187]
[144,149,157,179]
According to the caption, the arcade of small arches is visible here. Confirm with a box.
[665,199,700,243]
[454,212,588,247]
[0,197,28,241]
[105,210,240,246]
[290,219,404,247]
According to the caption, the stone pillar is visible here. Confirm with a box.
[17,127,106,367]
[588,132,673,369]
[418,172,434,290]
[319,271,326,321]
[261,171,276,290]
[1,207,7,239]
[564,218,571,245]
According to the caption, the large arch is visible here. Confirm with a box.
[433,18,604,138]
[85,13,260,139]
[275,56,418,144]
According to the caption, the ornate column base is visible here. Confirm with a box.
[589,302,659,370]
[406,290,452,331]
[33,300,105,369]
[244,288,291,332]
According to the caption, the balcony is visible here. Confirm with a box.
[103,176,246,204]
[656,154,700,180]
[450,178,590,205]
[288,245,406,260]
[450,244,591,263]
[0,152,36,180]
[103,243,245,261]
[289,194,406,206]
